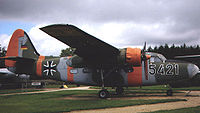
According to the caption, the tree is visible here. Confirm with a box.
[0,47,6,57]
[164,43,169,49]
[60,48,75,57]
[147,43,200,59]
[0,44,6,68]
[147,46,153,51]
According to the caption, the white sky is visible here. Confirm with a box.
[0,0,200,56]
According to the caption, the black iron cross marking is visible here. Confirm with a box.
[43,61,57,76]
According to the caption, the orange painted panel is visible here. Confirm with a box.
[67,66,74,82]
[128,66,142,86]
[36,56,45,77]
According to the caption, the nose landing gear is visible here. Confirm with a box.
[166,89,173,96]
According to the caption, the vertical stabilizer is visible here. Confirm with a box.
[5,29,39,67]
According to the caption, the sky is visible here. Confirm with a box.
[0,0,200,56]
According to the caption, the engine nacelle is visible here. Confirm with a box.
[126,48,141,66]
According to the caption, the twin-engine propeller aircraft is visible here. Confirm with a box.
[1,24,199,98]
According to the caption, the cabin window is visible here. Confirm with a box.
[83,68,91,73]
[70,69,78,74]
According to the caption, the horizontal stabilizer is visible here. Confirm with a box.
[0,56,35,62]
[0,68,15,75]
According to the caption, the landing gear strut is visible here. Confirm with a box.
[166,85,173,96]
[166,89,173,96]
[116,87,124,95]
[98,69,110,99]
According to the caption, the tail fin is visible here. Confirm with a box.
[5,29,39,67]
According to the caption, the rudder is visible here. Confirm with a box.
[5,29,40,67]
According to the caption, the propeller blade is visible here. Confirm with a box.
[141,42,147,61]
[144,41,146,51]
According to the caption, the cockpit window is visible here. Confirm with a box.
[147,52,166,63]
[155,57,162,62]
[150,56,162,63]
[157,54,167,62]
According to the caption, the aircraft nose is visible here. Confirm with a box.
[187,64,199,78]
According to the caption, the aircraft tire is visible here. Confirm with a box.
[99,89,109,99]
[166,89,173,96]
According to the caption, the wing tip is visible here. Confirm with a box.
[40,24,74,30]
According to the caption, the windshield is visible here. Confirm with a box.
[150,56,162,62]
[147,52,167,63]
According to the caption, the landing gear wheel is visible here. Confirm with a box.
[99,90,109,99]
[116,87,124,95]
[166,89,173,96]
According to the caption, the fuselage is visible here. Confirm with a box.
[35,52,199,87]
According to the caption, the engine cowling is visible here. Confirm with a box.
[126,48,142,66]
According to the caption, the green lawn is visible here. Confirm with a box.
[0,90,186,113]
[90,85,200,91]
[0,89,44,94]
[133,85,200,91]
[150,106,200,113]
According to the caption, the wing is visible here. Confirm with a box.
[40,24,120,63]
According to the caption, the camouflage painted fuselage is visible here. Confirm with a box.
[36,53,198,87]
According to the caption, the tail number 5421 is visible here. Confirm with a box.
[149,63,179,75]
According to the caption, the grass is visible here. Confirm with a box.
[172,87,200,91]
[132,85,200,91]
[0,89,44,94]
[149,106,200,113]
[90,85,200,91]
[0,84,77,94]
[0,90,186,113]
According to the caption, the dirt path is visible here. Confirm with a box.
[71,91,200,113]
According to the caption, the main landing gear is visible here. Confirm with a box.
[98,69,110,99]
[99,89,110,99]
[98,68,125,99]
[98,87,125,99]
[116,87,124,95]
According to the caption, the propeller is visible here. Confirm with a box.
[141,42,150,80]
[141,42,147,61]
